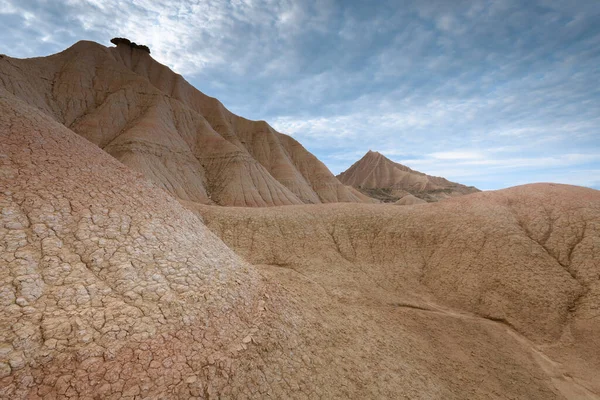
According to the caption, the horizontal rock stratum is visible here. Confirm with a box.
[0,40,372,207]
[1,40,600,399]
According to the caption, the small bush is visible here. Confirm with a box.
[110,37,131,46]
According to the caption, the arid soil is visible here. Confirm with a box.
[1,40,599,399]
[394,194,427,205]
[338,150,480,202]
[193,184,600,399]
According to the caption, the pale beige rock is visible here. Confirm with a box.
[338,150,480,202]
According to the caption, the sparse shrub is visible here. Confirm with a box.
[110,37,131,46]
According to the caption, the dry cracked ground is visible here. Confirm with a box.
[1,41,600,399]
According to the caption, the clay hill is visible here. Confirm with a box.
[338,150,480,202]
[0,40,372,207]
[2,40,600,399]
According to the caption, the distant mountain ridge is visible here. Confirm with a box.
[337,150,479,202]
[0,39,373,207]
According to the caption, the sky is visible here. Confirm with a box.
[1,0,599,190]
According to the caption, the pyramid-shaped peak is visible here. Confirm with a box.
[338,150,479,202]
[363,150,385,160]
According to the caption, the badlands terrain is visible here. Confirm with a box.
[0,39,372,207]
[338,150,480,203]
[0,40,599,399]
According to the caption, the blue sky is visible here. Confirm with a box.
[1,0,599,190]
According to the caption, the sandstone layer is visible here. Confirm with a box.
[0,40,367,207]
[338,150,479,202]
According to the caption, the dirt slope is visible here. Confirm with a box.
[0,40,366,207]
[194,184,600,399]
[338,150,479,202]
[3,87,401,399]
[394,194,427,205]
[0,87,282,398]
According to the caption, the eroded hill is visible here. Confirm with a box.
[0,40,371,207]
[338,150,479,202]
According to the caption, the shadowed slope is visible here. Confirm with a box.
[338,150,479,202]
[0,40,367,206]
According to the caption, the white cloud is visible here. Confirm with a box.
[28,0,323,75]
[429,151,485,160]
[0,0,18,14]
[396,153,600,181]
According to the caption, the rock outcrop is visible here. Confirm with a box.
[0,40,367,207]
[338,150,479,202]
[110,37,150,53]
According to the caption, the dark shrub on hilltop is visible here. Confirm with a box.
[110,37,130,46]
[110,37,150,54]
